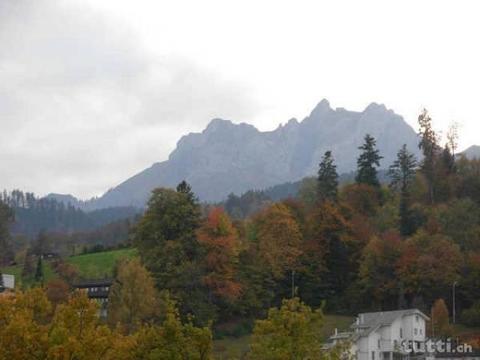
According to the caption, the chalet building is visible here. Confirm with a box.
[327,309,430,360]
[73,279,112,318]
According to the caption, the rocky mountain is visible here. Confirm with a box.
[461,145,480,159]
[56,100,422,209]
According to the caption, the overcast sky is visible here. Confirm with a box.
[1,0,480,199]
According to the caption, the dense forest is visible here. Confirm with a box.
[129,110,480,331]
[0,190,138,238]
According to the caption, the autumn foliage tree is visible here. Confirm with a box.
[359,231,404,308]
[253,203,303,280]
[396,231,461,305]
[301,201,355,307]
[0,287,213,360]
[430,298,451,338]
[249,298,325,360]
[196,207,242,302]
[108,258,160,332]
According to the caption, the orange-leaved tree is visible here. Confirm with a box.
[196,207,242,301]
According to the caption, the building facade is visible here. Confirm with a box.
[73,279,112,318]
[328,309,430,360]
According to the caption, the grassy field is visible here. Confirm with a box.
[212,314,354,359]
[1,261,56,288]
[66,248,138,279]
[1,248,138,287]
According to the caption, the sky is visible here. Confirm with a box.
[1,0,480,199]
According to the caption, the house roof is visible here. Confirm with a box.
[73,279,113,288]
[351,309,430,337]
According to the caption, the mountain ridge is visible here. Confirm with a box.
[49,100,423,209]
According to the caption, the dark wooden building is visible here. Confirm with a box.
[73,279,113,318]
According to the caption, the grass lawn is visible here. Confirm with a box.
[212,314,354,359]
[1,261,57,288]
[66,248,138,279]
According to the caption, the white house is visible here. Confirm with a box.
[0,273,15,291]
[328,309,430,360]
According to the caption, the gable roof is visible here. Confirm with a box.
[351,309,429,337]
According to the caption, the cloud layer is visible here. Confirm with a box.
[0,0,257,198]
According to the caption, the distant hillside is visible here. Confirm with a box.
[1,190,139,237]
[222,170,391,219]
[51,100,421,209]
[461,145,480,159]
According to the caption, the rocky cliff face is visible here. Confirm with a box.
[78,99,421,208]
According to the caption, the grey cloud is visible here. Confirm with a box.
[0,0,258,198]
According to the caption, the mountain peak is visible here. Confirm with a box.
[205,118,234,131]
[309,98,332,117]
[364,102,388,113]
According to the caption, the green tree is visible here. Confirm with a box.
[134,186,213,324]
[317,151,339,203]
[176,180,197,203]
[388,144,417,236]
[108,258,160,332]
[249,298,325,360]
[133,297,213,359]
[418,109,440,204]
[35,256,44,283]
[355,134,383,188]
[0,201,14,266]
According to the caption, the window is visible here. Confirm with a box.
[416,315,419,322]
[378,339,381,349]
[420,329,423,335]
[400,328,403,338]
[372,351,375,360]
[414,328,418,335]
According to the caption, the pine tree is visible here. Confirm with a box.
[35,256,44,283]
[317,151,339,202]
[355,134,383,188]
[388,145,417,236]
[418,109,440,204]
[176,180,196,204]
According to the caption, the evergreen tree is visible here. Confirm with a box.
[176,180,196,204]
[355,134,383,188]
[418,109,440,204]
[317,151,339,202]
[134,187,214,325]
[0,201,14,266]
[35,256,44,283]
[22,250,35,279]
[388,145,417,235]
[32,230,48,256]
